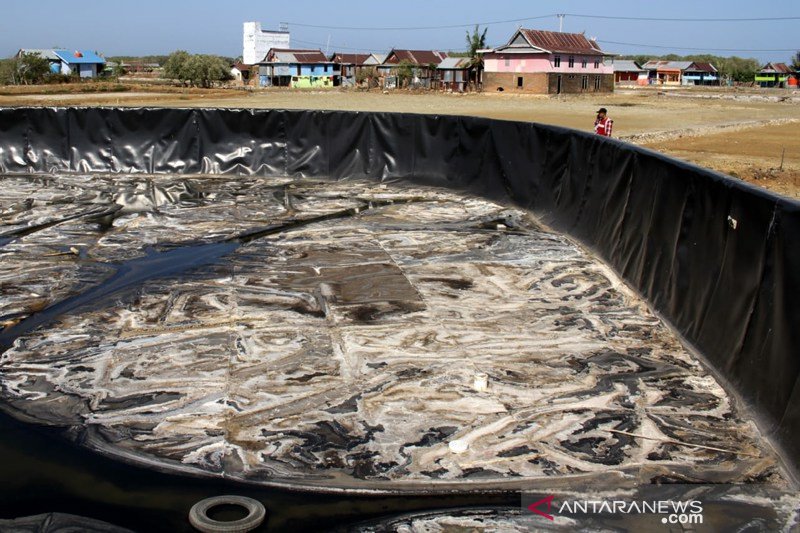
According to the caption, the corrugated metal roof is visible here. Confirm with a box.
[385,49,448,65]
[759,62,793,74]
[613,60,644,72]
[641,60,692,71]
[264,48,330,64]
[686,62,717,73]
[437,57,472,69]
[53,50,105,64]
[17,49,60,61]
[518,29,605,55]
[331,53,371,65]
[362,53,387,65]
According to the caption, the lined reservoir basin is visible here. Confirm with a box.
[0,173,789,493]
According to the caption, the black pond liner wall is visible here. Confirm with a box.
[0,107,798,482]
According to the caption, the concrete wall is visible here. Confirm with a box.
[243,22,291,65]
[548,73,613,94]
[483,72,548,93]
[484,72,613,94]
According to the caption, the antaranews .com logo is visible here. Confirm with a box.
[524,493,703,526]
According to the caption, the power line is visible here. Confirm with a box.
[598,40,797,53]
[285,14,554,31]
[283,13,800,31]
[290,38,383,54]
[566,13,800,22]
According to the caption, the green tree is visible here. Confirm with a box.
[186,55,230,88]
[465,25,488,66]
[356,65,377,87]
[396,59,414,88]
[17,52,51,84]
[163,51,230,87]
[0,58,18,85]
[163,50,191,85]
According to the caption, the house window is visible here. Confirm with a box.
[517,76,523,88]
[324,65,328,72]
[594,59,600,68]
[581,58,587,68]
[581,76,588,90]
[504,57,510,67]
[554,56,561,67]
[568,56,575,68]
[594,76,601,90]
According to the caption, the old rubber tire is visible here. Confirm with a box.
[189,495,266,533]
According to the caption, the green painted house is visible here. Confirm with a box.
[755,62,795,88]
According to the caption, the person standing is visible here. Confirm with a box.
[594,108,613,137]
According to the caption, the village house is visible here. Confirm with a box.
[681,62,719,85]
[329,52,371,87]
[436,57,479,92]
[17,49,106,78]
[755,62,797,88]
[641,60,690,85]
[613,60,647,85]
[230,61,253,85]
[258,48,340,88]
[380,49,448,89]
[53,50,106,78]
[481,29,614,94]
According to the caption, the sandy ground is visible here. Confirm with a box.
[1,85,799,198]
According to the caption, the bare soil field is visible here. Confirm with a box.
[1,84,798,197]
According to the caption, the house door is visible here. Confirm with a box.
[556,75,562,94]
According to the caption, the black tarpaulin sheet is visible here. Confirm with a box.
[1,107,798,478]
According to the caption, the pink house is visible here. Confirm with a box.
[482,29,614,94]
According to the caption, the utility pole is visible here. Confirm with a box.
[558,14,565,32]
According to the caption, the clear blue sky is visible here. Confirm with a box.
[1,0,797,63]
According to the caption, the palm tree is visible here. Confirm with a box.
[466,25,488,67]
[791,51,800,72]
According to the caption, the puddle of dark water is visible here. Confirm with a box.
[0,198,421,354]
[0,241,239,353]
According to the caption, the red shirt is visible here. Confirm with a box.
[594,116,613,137]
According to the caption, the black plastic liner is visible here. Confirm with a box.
[1,107,798,479]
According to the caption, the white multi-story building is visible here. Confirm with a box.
[243,22,290,65]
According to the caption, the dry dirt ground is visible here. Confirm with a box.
[1,84,798,198]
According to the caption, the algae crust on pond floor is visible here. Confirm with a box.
[0,175,787,492]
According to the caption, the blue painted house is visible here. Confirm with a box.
[681,62,719,86]
[53,50,106,78]
[258,48,339,88]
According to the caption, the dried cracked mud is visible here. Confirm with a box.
[0,174,788,492]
